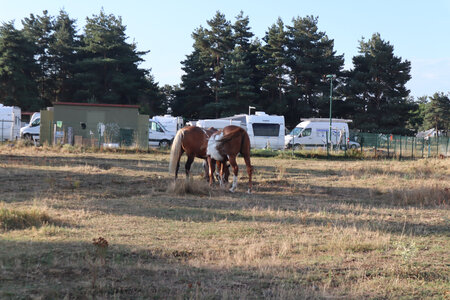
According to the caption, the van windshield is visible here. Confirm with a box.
[289,127,303,136]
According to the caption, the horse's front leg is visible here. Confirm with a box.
[228,156,239,193]
[217,160,225,187]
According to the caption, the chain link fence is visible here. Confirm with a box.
[351,132,449,158]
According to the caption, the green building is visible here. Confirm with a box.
[40,102,149,149]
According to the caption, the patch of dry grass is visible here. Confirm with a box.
[0,145,448,299]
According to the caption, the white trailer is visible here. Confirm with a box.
[195,119,241,130]
[0,104,21,141]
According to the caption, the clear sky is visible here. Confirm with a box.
[1,0,449,98]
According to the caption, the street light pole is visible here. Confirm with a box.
[326,74,335,157]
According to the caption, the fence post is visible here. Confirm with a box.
[1,120,3,142]
[445,137,450,156]
[412,137,414,159]
[436,135,439,157]
[421,138,424,158]
[399,136,402,159]
[387,135,390,158]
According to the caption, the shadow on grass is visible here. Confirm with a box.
[0,239,326,299]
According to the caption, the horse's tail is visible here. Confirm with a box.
[168,129,184,174]
[240,129,251,156]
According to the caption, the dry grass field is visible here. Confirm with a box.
[0,144,449,299]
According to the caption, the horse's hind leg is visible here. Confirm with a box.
[243,155,253,194]
[185,154,194,180]
[228,156,239,193]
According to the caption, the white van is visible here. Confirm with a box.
[0,104,21,141]
[152,115,183,133]
[149,118,175,148]
[285,118,357,150]
[224,111,286,150]
[20,112,40,141]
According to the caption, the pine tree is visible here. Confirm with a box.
[284,16,344,126]
[258,18,288,115]
[48,10,79,102]
[21,10,54,106]
[173,50,214,119]
[0,22,41,111]
[192,11,234,117]
[424,93,450,135]
[343,33,412,134]
[220,12,259,116]
[74,9,150,104]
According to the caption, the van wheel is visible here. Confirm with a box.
[159,140,170,148]
[293,144,302,150]
[350,144,357,149]
[23,133,32,140]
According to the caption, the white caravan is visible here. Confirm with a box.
[0,104,21,141]
[224,111,286,150]
[285,118,356,150]
[195,119,241,130]
[20,112,40,141]
[149,118,176,148]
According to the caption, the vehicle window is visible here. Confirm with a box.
[301,128,312,137]
[252,123,280,137]
[289,127,303,136]
[150,122,164,132]
[32,118,40,127]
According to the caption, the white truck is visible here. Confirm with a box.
[0,104,21,141]
[285,118,359,150]
[149,118,176,148]
[20,112,40,141]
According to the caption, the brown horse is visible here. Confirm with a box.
[169,126,229,181]
[207,125,253,193]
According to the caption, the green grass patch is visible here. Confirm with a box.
[0,207,52,230]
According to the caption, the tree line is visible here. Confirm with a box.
[0,10,448,134]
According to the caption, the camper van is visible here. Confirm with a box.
[149,118,175,148]
[20,112,40,141]
[285,118,358,150]
[224,112,286,150]
[0,104,21,141]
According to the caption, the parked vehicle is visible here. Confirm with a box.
[285,118,356,150]
[20,112,40,141]
[0,104,21,141]
[195,119,241,130]
[152,115,184,133]
[222,111,286,150]
[149,118,175,148]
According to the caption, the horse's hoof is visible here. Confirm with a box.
[247,189,252,194]
[229,188,235,193]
